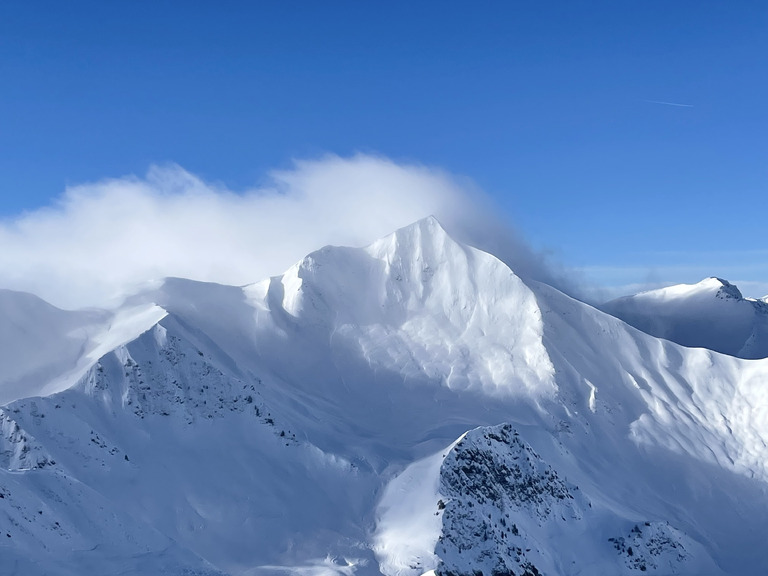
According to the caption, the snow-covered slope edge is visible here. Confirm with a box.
[0,288,166,405]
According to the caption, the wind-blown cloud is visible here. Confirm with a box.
[0,154,575,310]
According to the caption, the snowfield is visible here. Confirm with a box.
[2,216,768,575]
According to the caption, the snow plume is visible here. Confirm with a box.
[0,154,572,309]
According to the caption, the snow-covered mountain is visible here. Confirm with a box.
[3,217,768,575]
[603,277,768,359]
[0,288,166,406]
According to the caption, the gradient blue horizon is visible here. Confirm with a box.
[1,1,766,296]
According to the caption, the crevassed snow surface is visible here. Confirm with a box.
[2,217,768,575]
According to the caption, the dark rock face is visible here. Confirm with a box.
[436,425,584,576]
[433,425,700,576]
[609,522,688,573]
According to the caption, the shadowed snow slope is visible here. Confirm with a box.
[2,217,768,575]
[603,277,768,358]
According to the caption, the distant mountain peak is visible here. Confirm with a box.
[603,277,768,358]
[633,277,743,301]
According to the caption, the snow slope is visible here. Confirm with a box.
[0,289,107,404]
[603,277,768,358]
[3,217,768,575]
[0,288,166,405]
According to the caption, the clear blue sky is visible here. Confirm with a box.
[1,1,766,295]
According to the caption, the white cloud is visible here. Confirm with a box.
[0,154,567,309]
[6,153,764,311]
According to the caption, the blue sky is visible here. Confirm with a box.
[1,1,767,300]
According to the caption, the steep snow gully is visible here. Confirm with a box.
[2,216,768,575]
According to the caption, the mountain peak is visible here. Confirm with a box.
[412,213,443,229]
[629,277,743,302]
[361,216,474,282]
[245,213,556,400]
[602,277,768,358]
[368,215,452,252]
[399,214,444,231]
[712,277,743,300]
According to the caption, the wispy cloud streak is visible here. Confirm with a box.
[643,99,694,108]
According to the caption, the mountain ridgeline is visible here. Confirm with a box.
[2,217,768,576]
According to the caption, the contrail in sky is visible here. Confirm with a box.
[644,99,694,108]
